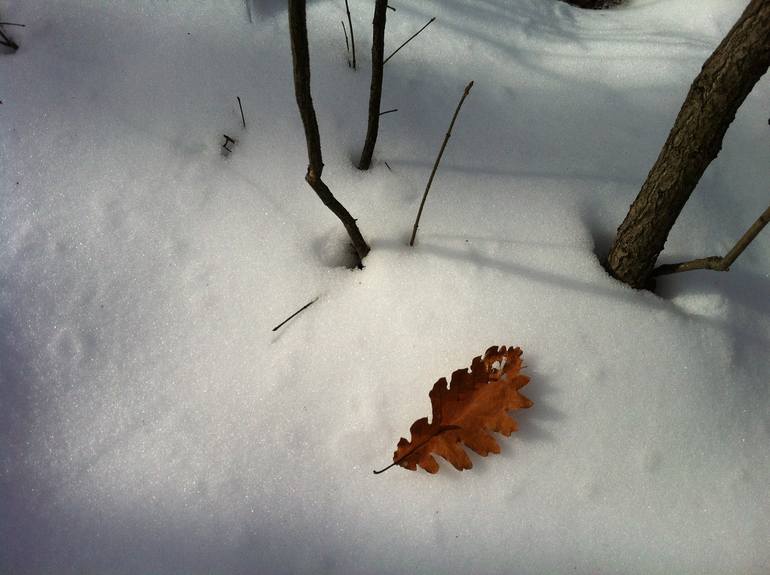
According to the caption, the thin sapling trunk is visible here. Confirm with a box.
[357,0,388,170]
[410,81,474,247]
[288,0,371,265]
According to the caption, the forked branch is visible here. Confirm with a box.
[288,0,370,265]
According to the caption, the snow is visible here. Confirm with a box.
[1,0,768,573]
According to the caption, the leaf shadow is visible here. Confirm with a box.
[514,361,564,443]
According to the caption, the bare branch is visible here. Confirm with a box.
[410,81,474,247]
[341,20,351,67]
[288,0,370,265]
[344,0,356,70]
[237,96,246,128]
[357,0,388,170]
[272,297,319,332]
[653,203,770,276]
[0,26,19,51]
[384,16,435,65]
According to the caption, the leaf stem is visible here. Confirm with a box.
[372,461,398,474]
[372,425,460,474]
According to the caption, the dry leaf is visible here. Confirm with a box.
[378,346,532,474]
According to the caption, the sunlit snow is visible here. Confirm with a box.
[1,1,768,573]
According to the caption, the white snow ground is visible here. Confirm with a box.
[1,0,768,573]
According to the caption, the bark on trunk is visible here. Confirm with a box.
[357,0,388,170]
[288,0,370,265]
[606,0,770,289]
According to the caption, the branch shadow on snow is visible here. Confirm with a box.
[405,240,637,305]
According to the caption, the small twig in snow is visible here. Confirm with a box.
[341,20,351,67]
[344,0,356,69]
[237,97,246,128]
[0,22,21,51]
[272,297,319,332]
[384,16,435,64]
[222,134,236,154]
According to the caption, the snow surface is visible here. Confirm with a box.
[1,0,769,573]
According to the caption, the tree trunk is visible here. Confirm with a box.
[357,0,388,170]
[288,0,371,265]
[607,0,770,289]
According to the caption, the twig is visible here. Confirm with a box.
[387,5,396,11]
[0,22,26,27]
[379,108,398,116]
[372,437,431,474]
[409,81,474,246]
[237,96,246,128]
[384,161,393,172]
[384,16,435,65]
[272,297,319,332]
[357,0,388,170]
[344,0,356,70]
[341,20,351,67]
[653,203,770,276]
[0,23,19,51]
[222,134,236,154]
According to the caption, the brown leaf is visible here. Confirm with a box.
[385,346,532,474]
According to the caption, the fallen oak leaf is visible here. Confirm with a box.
[374,346,532,474]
